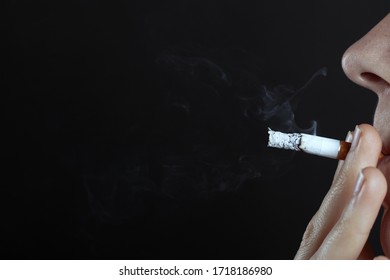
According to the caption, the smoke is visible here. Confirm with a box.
[1,0,345,259]
[240,67,327,134]
[82,45,326,225]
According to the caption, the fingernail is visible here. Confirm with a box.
[350,125,361,151]
[345,131,353,142]
[352,170,365,197]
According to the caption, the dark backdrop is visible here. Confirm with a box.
[2,0,390,259]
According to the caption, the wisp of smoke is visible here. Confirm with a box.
[83,47,326,225]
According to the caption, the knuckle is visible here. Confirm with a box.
[299,214,322,249]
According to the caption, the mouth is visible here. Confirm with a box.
[378,145,390,166]
[381,143,390,158]
[379,152,390,161]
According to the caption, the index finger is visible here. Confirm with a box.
[295,124,382,259]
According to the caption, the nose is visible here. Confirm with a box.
[342,13,390,95]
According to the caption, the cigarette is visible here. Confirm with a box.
[267,128,384,160]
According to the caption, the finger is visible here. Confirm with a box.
[374,255,389,260]
[329,125,382,215]
[312,167,387,259]
[332,131,353,183]
[295,124,382,259]
[357,242,375,259]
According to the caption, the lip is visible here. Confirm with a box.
[378,155,390,172]
[377,137,390,163]
[378,145,390,166]
[381,144,390,158]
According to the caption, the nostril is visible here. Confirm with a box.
[361,72,383,83]
[359,72,390,94]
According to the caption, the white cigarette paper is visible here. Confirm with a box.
[267,128,342,159]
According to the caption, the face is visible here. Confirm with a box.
[342,13,390,207]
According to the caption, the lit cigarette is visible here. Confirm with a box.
[267,128,383,160]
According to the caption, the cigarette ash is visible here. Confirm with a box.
[267,128,301,151]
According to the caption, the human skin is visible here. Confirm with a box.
[295,13,390,259]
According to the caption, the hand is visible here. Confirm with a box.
[295,124,389,259]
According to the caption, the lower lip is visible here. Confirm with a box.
[378,154,390,167]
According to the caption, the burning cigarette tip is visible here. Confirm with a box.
[267,128,302,151]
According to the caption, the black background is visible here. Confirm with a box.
[2,0,390,259]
